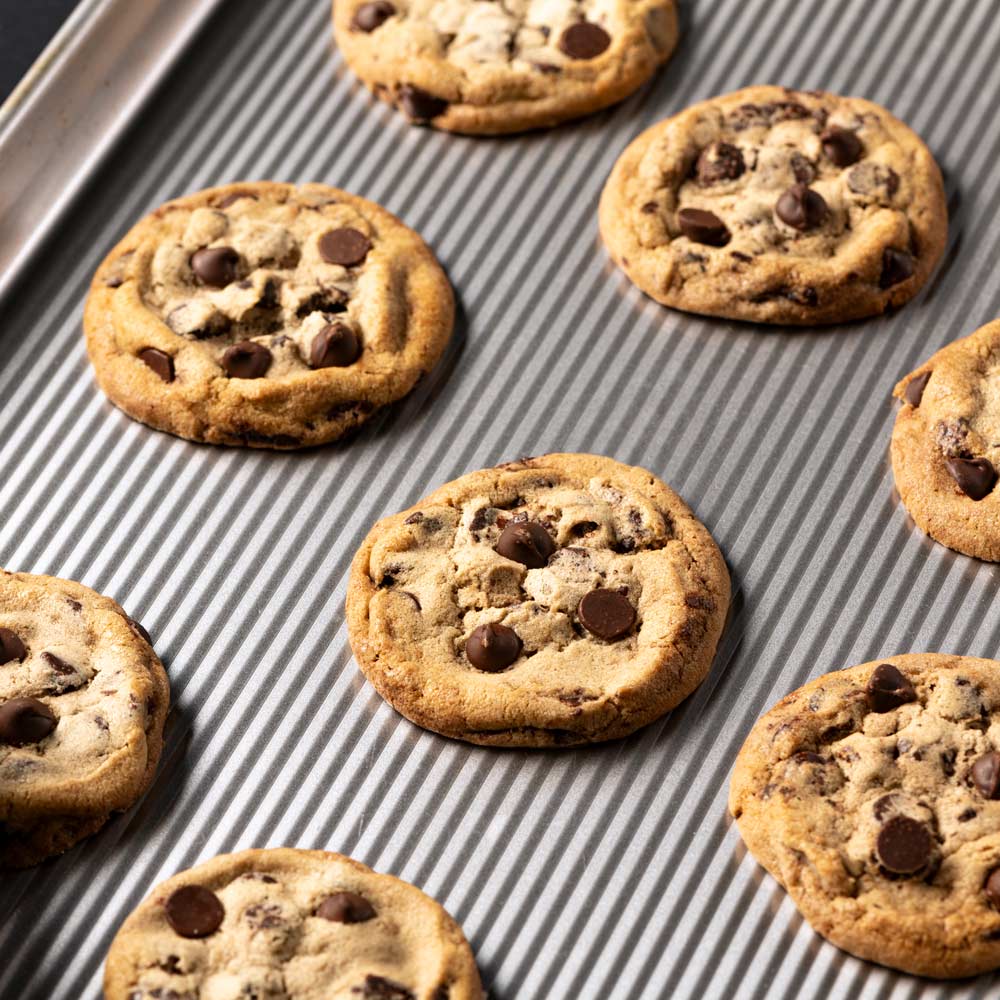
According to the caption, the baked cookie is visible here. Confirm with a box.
[730,654,1000,978]
[346,453,729,747]
[599,86,947,324]
[0,570,168,868]
[85,182,454,449]
[332,0,677,134]
[891,319,1000,560]
[104,847,484,999]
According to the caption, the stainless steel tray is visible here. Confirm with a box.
[0,0,997,997]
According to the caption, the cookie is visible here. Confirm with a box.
[730,653,1000,978]
[599,86,948,324]
[891,319,1000,560]
[346,453,729,746]
[0,570,168,868]
[84,182,454,449]
[103,847,484,999]
[332,0,677,134]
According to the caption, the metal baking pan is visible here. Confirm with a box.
[0,0,997,997]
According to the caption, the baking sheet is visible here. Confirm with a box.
[1,0,999,997]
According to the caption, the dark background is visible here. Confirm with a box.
[0,0,79,102]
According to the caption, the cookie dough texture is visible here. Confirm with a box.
[891,319,1000,560]
[346,453,729,746]
[85,182,454,449]
[599,86,948,324]
[104,847,484,1000]
[0,571,168,868]
[730,654,1000,978]
[333,0,678,134]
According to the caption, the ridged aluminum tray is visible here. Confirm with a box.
[1,0,998,997]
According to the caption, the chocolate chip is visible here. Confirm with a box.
[494,521,555,568]
[558,21,611,59]
[986,869,1000,909]
[138,348,175,383]
[466,623,522,672]
[404,511,424,525]
[945,457,997,501]
[0,698,56,746]
[164,885,225,938]
[677,207,730,247]
[316,892,376,923]
[876,816,932,875]
[903,371,930,407]
[578,588,637,641]
[0,628,26,665]
[352,0,395,30]
[215,192,257,209]
[973,752,1000,799]
[789,152,815,185]
[866,662,917,713]
[127,615,152,645]
[352,976,415,999]
[222,341,271,379]
[310,322,361,368]
[190,246,239,288]
[41,652,75,675]
[821,126,863,167]
[695,142,745,185]
[880,248,915,289]
[775,184,828,231]
[319,228,371,267]
[397,84,448,122]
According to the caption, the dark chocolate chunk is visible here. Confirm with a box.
[397,84,448,122]
[316,892,377,923]
[695,142,745,185]
[973,751,1000,799]
[310,322,361,368]
[222,341,271,379]
[190,246,239,288]
[0,698,56,746]
[903,371,930,407]
[876,815,932,875]
[319,228,372,267]
[466,623,522,672]
[945,457,997,501]
[866,662,917,713]
[577,589,637,641]
[558,21,611,59]
[821,126,863,167]
[138,348,175,383]
[352,0,395,31]
[677,207,730,247]
[494,521,555,568]
[164,885,225,938]
[880,248,915,288]
[0,628,26,665]
[775,184,828,231]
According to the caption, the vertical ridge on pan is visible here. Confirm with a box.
[2,0,1000,997]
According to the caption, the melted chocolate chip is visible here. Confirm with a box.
[880,248,915,288]
[351,0,395,31]
[0,628,27,665]
[466,623,522,672]
[127,615,153,645]
[558,21,611,59]
[775,184,828,231]
[398,84,448,122]
[222,341,271,379]
[138,348,175,383]
[316,892,376,923]
[352,976,415,1000]
[695,142,745,185]
[578,589,636,641]
[494,521,555,568]
[310,322,361,368]
[677,207,730,247]
[876,815,932,875]
[866,662,917,713]
[164,885,225,938]
[190,246,239,288]
[319,228,371,267]
[41,652,75,675]
[945,457,997,501]
[821,126,863,167]
[973,751,1000,799]
[986,868,1000,909]
[0,698,56,746]
[903,371,930,407]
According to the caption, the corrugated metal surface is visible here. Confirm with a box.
[0,0,998,996]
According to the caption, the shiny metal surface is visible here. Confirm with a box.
[0,0,998,997]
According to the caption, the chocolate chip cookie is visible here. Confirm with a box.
[103,847,484,999]
[85,182,454,449]
[0,570,168,868]
[333,0,677,134]
[599,86,948,324]
[891,319,1000,560]
[346,453,729,746]
[730,654,1000,978]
